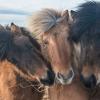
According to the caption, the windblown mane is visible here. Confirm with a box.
[71,1,100,42]
[28,8,63,34]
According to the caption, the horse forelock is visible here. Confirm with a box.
[28,9,64,35]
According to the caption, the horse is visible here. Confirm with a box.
[28,8,75,85]
[70,1,100,88]
[69,1,100,100]
[0,24,55,100]
[28,8,91,100]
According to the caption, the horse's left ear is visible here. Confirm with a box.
[10,23,22,33]
[61,10,69,21]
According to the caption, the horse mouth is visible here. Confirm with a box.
[56,75,74,85]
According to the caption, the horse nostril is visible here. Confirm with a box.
[57,73,64,79]
[68,70,74,79]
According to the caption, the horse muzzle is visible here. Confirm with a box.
[56,68,75,85]
[80,74,97,89]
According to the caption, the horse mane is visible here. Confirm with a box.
[0,23,41,51]
[70,1,100,42]
[0,25,44,70]
[20,27,41,50]
[0,30,13,60]
[28,8,63,34]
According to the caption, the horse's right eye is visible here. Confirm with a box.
[42,40,49,49]
[43,40,49,45]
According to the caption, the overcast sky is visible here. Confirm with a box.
[0,0,100,26]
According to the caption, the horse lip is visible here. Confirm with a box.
[57,75,74,85]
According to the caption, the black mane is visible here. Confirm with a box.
[70,1,100,43]
[70,1,100,70]
[69,1,100,88]
[0,30,13,60]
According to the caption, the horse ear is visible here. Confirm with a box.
[10,23,22,33]
[70,10,77,21]
[0,24,4,31]
[61,10,69,21]
[61,10,74,24]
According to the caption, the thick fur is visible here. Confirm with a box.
[0,24,51,100]
[71,1,100,42]
[28,9,65,34]
[28,8,92,100]
[0,29,44,76]
[69,2,100,99]
[70,1,100,70]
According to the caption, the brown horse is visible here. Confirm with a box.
[28,9,74,85]
[28,8,91,100]
[0,24,55,100]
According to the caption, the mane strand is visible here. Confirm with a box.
[28,8,62,34]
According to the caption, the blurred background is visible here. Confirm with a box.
[0,0,99,26]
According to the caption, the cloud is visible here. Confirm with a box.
[1,0,96,26]
[0,8,30,15]
[0,14,27,26]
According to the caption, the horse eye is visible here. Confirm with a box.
[53,32,58,36]
[43,40,49,45]
[42,40,49,49]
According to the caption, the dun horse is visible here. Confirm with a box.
[0,24,55,100]
[28,9,74,85]
[28,8,90,100]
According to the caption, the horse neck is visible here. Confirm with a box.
[0,60,43,100]
[0,60,17,100]
[46,79,89,100]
